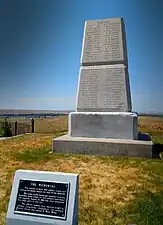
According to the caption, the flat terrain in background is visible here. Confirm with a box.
[139,116,163,143]
[0,115,163,225]
[0,109,71,114]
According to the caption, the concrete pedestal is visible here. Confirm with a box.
[68,112,138,140]
[52,135,153,159]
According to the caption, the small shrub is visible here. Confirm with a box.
[0,117,12,137]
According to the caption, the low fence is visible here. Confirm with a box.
[0,119,34,136]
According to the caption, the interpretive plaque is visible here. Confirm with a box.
[6,170,79,225]
[81,18,128,66]
[14,179,69,220]
[77,64,131,112]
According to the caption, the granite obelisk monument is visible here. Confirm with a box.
[53,17,152,158]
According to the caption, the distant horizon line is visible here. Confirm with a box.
[0,109,162,115]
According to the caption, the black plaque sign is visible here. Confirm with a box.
[14,179,70,220]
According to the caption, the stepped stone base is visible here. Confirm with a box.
[69,112,138,140]
[52,135,153,159]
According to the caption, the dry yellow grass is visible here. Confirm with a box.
[0,115,163,224]
[138,116,163,144]
[34,116,68,133]
[0,138,152,225]
[138,116,163,132]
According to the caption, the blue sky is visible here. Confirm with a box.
[0,0,163,113]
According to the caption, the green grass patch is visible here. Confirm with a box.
[123,191,163,225]
[13,146,52,163]
[152,135,163,144]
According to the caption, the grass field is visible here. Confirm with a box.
[0,115,163,225]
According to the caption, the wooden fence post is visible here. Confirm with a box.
[15,121,17,136]
[31,119,34,133]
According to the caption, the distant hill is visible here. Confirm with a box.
[0,109,74,115]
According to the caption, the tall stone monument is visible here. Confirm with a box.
[53,17,153,158]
